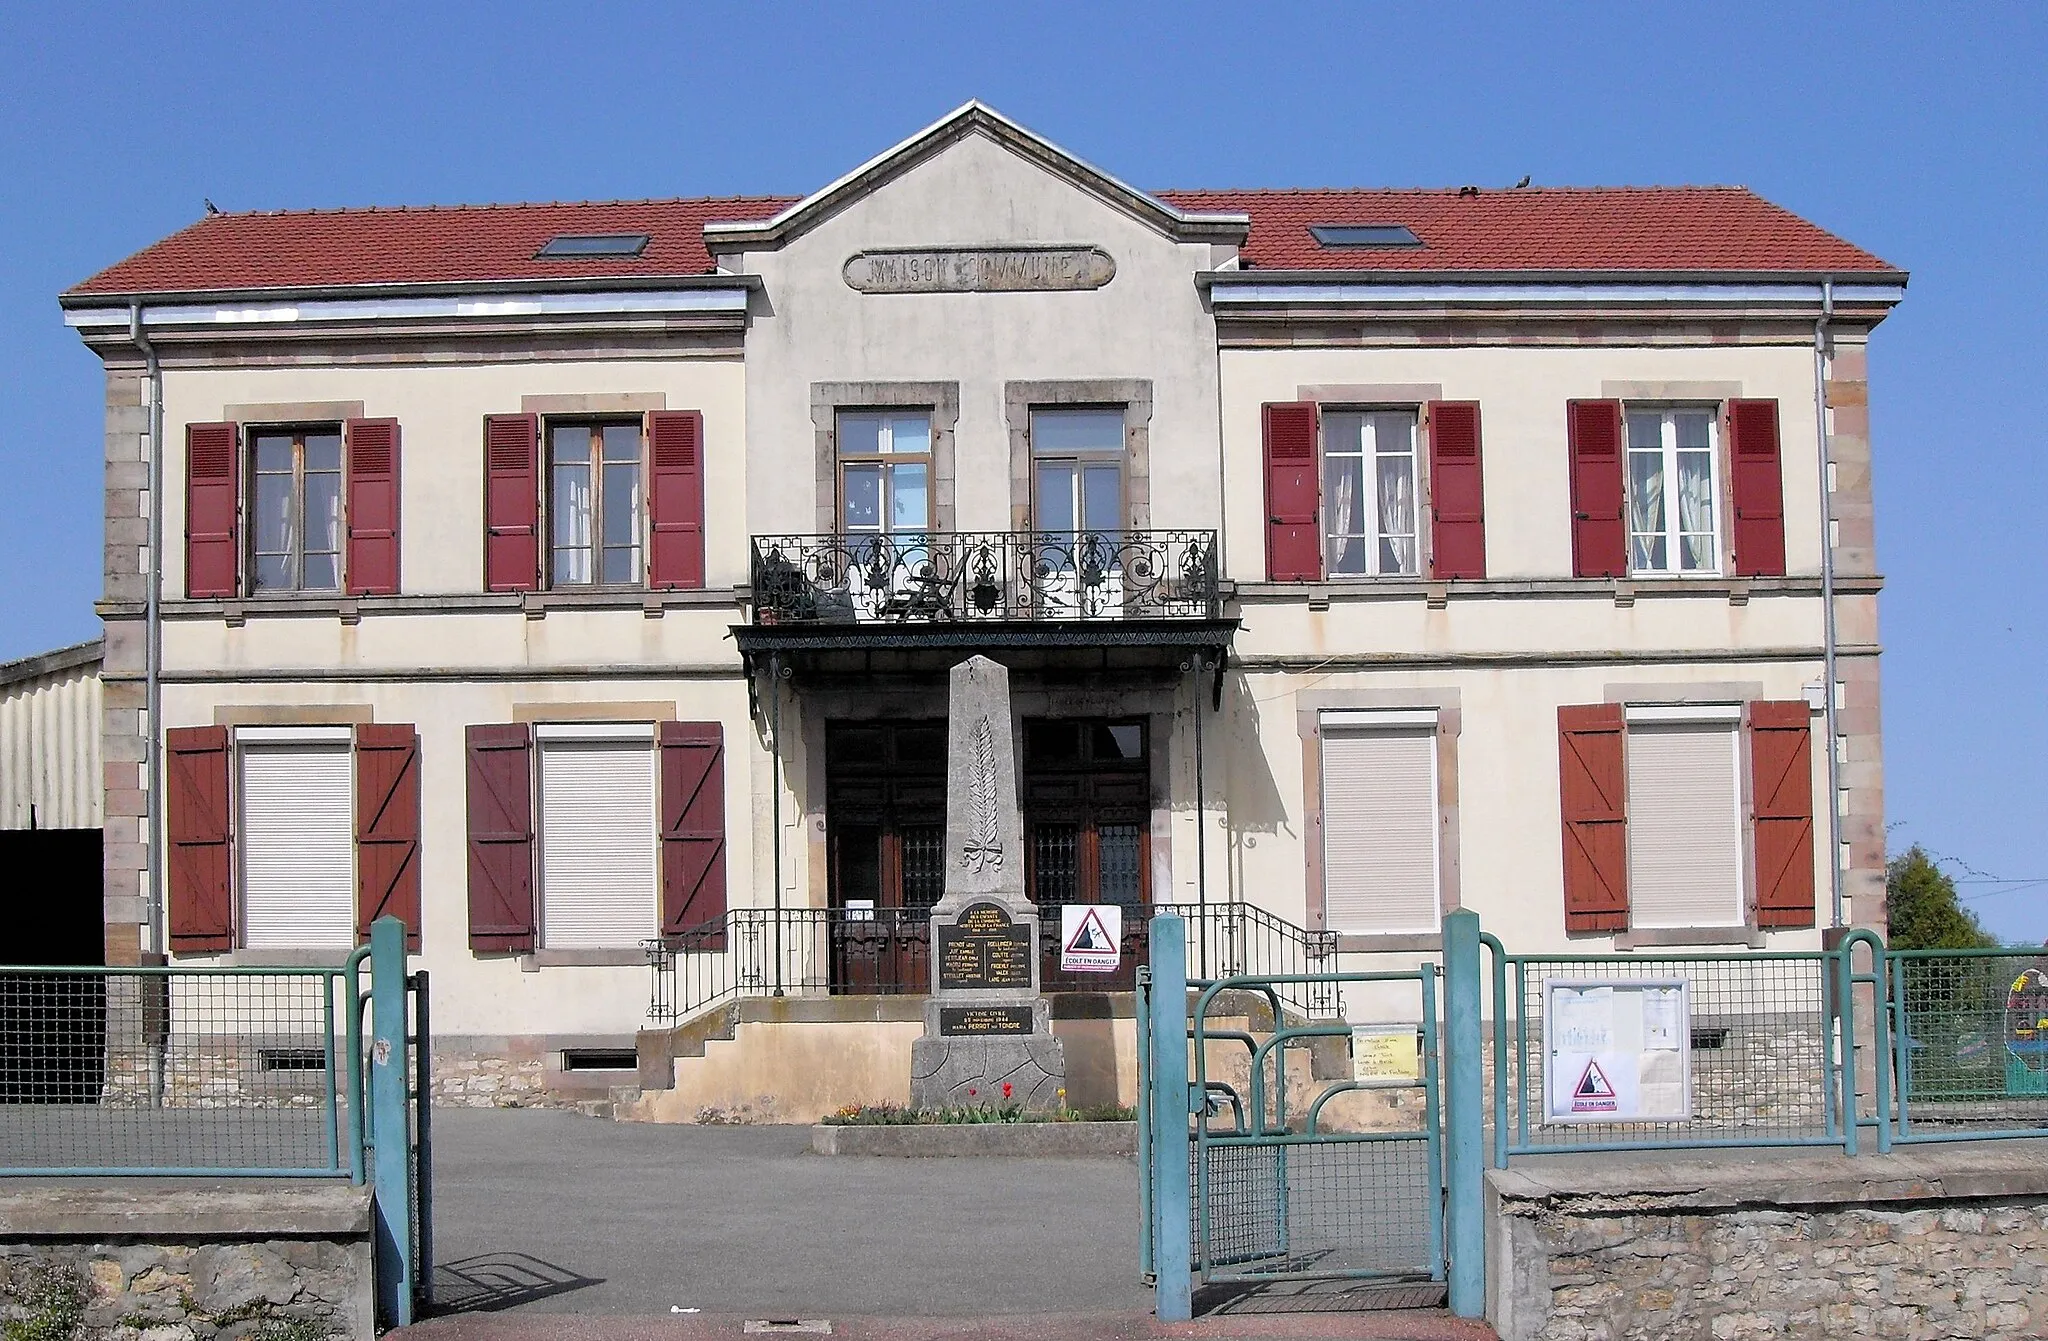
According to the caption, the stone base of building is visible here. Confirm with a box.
[0,1182,373,1341]
[1486,1143,2048,1341]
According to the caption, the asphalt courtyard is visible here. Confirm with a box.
[427,1108,1154,1318]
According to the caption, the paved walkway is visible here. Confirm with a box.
[418,1110,1493,1337]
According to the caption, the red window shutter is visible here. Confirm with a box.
[647,410,706,590]
[465,723,535,952]
[483,414,540,593]
[1748,701,1817,929]
[1262,402,1322,582]
[166,725,233,951]
[185,423,240,598]
[1728,399,1787,578]
[660,721,728,948]
[344,418,401,596]
[356,723,422,949]
[1566,400,1627,579]
[1558,704,1629,934]
[1427,401,1486,579]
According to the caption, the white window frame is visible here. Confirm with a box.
[545,418,647,590]
[1621,703,1745,930]
[837,410,934,540]
[1316,708,1442,936]
[1625,406,1722,577]
[1321,409,1421,578]
[234,725,357,951]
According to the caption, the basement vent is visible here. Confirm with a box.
[1691,1027,1730,1051]
[536,233,650,259]
[259,1048,328,1072]
[560,1048,638,1072]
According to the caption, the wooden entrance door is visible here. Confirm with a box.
[826,721,945,994]
[1023,719,1151,991]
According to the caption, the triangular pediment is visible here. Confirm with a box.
[703,102,1248,254]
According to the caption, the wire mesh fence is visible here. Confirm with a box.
[1891,948,2048,1138]
[1503,952,1839,1152]
[1193,1136,1439,1283]
[0,966,354,1174]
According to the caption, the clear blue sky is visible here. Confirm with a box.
[2,2,2042,938]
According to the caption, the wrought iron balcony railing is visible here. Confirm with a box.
[749,530,1220,624]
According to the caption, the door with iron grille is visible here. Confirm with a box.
[826,722,944,993]
[1024,718,1151,991]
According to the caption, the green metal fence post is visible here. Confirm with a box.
[1149,914,1192,1323]
[368,917,414,1328]
[1442,909,1486,1319]
[1135,965,1154,1284]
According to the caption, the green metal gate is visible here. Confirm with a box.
[1139,913,1475,1316]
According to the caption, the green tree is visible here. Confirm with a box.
[1886,845,1996,950]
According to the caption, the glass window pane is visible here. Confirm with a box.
[253,435,294,473]
[1377,454,1418,575]
[1032,409,1123,455]
[1677,452,1716,571]
[842,464,881,531]
[601,424,640,462]
[1629,449,1666,566]
[1626,412,1663,452]
[1036,462,1076,533]
[1098,722,1145,761]
[602,462,640,548]
[553,547,591,585]
[1322,412,1366,458]
[253,555,291,590]
[303,472,342,556]
[1371,410,1415,456]
[839,414,883,457]
[887,463,927,533]
[550,425,590,463]
[253,474,293,556]
[1081,465,1120,533]
[303,433,342,472]
[301,553,339,590]
[552,462,593,577]
[1097,823,1143,905]
[1674,411,1713,452]
[1323,453,1366,574]
[885,414,930,455]
[1024,721,1082,764]
[601,546,638,585]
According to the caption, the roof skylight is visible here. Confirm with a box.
[535,233,651,259]
[1309,224,1424,249]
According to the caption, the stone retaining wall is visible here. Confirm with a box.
[1486,1144,2048,1340]
[0,1184,373,1341]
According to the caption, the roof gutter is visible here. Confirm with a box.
[65,284,754,332]
[1198,273,1905,311]
[129,301,165,962]
[60,270,763,310]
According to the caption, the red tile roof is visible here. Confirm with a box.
[65,185,1895,298]
[65,197,797,297]
[1154,187,1896,275]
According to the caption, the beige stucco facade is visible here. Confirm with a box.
[69,107,1897,1104]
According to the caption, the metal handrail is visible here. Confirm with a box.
[750,529,1221,624]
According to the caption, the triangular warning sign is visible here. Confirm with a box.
[1574,1060,1615,1099]
[1065,908,1113,954]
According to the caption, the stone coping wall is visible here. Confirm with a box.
[1486,1144,2048,1341]
[0,1183,373,1341]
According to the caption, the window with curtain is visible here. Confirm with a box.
[249,426,343,592]
[549,421,643,586]
[838,411,932,538]
[1626,408,1720,574]
[1322,410,1418,576]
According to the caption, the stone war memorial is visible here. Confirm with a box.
[909,656,1066,1109]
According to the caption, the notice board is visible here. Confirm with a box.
[1542,978,1693,1124]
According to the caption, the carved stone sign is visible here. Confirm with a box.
[844,246,1115,294]
[939,1005,1035,1038]
[937,901,1035,992]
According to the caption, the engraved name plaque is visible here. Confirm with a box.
[936,901,1035,992]
[844,247,1115,294]
[939,1005,1035,1037]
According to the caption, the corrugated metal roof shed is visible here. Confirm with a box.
[0,640,103,831]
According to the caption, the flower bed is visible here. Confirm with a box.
[823,1088,1134,1126]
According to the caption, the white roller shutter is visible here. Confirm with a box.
[241,742,356,950]
[1320,722,1439,935]
[538,737,657,948]
[1625,721,1744,929]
